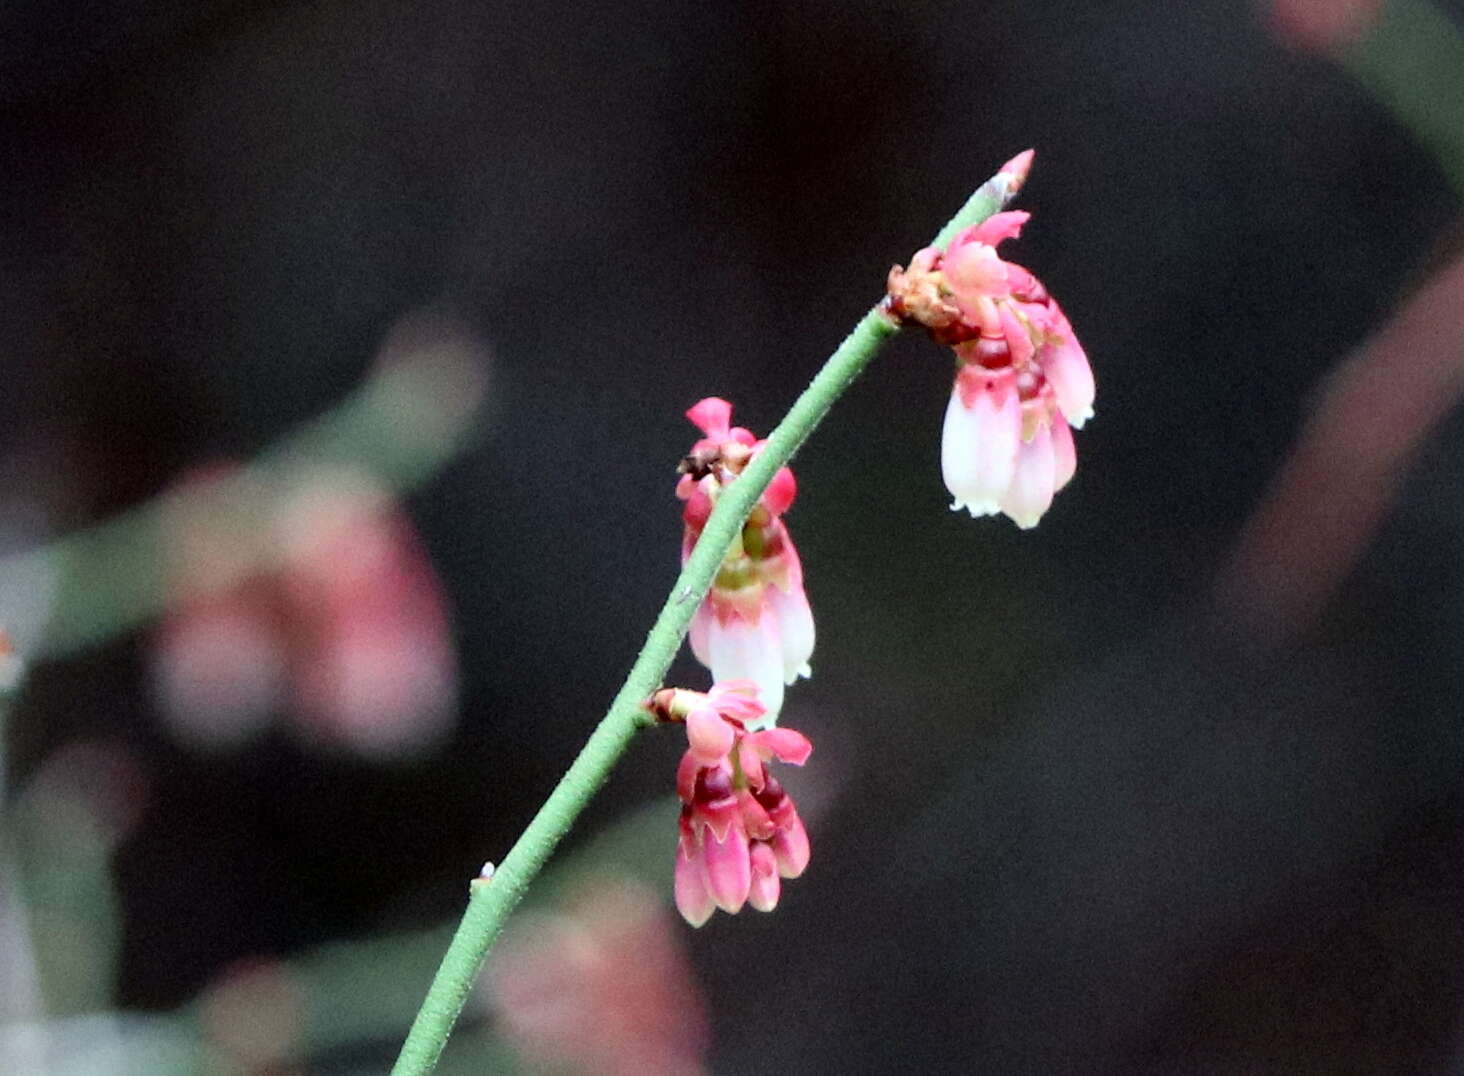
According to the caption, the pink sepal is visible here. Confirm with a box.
[685,397,733,438]
[963,210,1030,249]
[706,680,765,724]
[744,727,812,767]
[676,752,702,803]
[999,305,1035,368]
[686,702,736,766]
[696,790,742,844]
[943,242,1009,304]
[761,465,797,517]
[737,740,769,791]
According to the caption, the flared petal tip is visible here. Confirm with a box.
[950,498,999,517]
[1065,407,1094,431]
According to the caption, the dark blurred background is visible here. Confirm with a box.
[4,0,1464,1072]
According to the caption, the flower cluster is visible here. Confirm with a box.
[652,153,1088,931]
[677,397,814,721]
[650,683,812,927]
[887,160,1094,528]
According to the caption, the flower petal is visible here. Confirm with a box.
[766,583,814,683]
[685,397,733,438]
[748,842,781,912]
[941,376,1020,517]
[1040,312,1095,428]
[1000,421,1057,529]
[1051,416,1077,493]
[771,811,811,879]
[706,614,785,723]
[745,727,812,766]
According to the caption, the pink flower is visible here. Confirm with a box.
[150,464,458,757]
[888,190,1093,529]
[650,684,812,927]
[1265,0,1382,53]
[486,877,710,1076]
[677,399,814,721]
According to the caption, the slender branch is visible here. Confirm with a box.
[1343,0,1464,198]
[389,158,1025,1075]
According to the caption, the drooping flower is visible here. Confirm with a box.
[886,152,1093,529]
[649,683,812,927]
[676,398,814,722]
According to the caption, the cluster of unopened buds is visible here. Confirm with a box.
[648,683,812,926]
[886,150,1095,528]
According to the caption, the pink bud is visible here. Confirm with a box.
[748,842,782,913]
[701,824,752,914]
[675,842,716,928]
[999,148,1035,192]
[771,812,811,879]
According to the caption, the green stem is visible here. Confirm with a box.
[390,161,1023,1076]
[1344,0,1464,199]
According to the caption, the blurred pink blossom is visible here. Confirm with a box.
[201,956,304,1071]
[487,877,709,1076]
[150,464,457,758]
[1265,0,1383,53]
